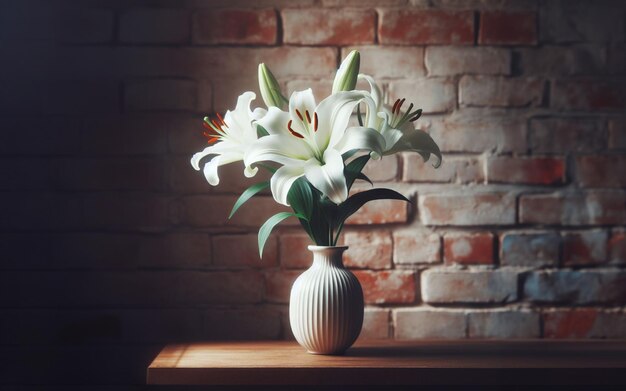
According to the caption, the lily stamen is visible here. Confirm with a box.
[314,112,318,131]
[305,110,311,123]
[287,119,305,139]
[295,109,304,121]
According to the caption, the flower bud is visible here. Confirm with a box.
[332,50,360,93]
[258,63,287,108]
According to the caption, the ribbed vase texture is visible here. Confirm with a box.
[289,245,364,355]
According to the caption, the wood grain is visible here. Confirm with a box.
[147,340,626,386]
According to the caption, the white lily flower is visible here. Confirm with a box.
[245,88,385,206]
[359,74,442,167]
[190,91,266,185]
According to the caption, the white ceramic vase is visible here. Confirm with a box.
[289,245,364,355]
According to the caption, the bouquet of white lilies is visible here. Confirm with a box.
[191,51,442,257]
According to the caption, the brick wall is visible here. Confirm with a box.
[1,0,625,388]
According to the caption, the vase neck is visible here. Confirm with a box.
[309,246,348,268]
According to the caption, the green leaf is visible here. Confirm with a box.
[228,181,269,219]
[344,155,370,190]
[335,188,410,227]
[256,124,270,138]
[287,177,314,221]
[258,212,304,258]
[355,172,373,186]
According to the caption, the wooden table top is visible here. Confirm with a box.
[147,339,626,386]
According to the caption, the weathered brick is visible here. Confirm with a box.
[168,156,214,193]
[285,80,333,104]
[265,270,300,303]
[279,232,313,269]
[393,230,441,265]
[379,10,474,45]
[523,269,626,304]
[420,193,516,226]
[486,156,565,185]
[403,154,484,184]
[529,118,606,154]
[539,0,624,43]
[479,11,537,45]
[519,191,626,226]
[551,80,626,111]
[388,78,456,114]
[608,118,626,150]
[543,309,626,339]
[213,234,278,268]
[342,46,425,78]
[576,155,626,188]
[562,230,608,266]
[608,44,625,74]
[444,232,494,265]
[362,155,399,182]
[355,270,416,304]
[193,8,277,45]
[427,109,527,153]
[212,77,259,114]
[124,79,197,112]
[205,308,281,339]
[425,46,511,76]
[468,310,540,338]
[422,269,518,304]
[500,232,559,267]
[119,8,189,44]
[460,76,544,108]
[609,229,626,265]
[343,231,393,270]
[516,45,606,76]
[394,308,466,339]
[361,308,390,339]
[346,197,409,225]
[283,9,375,45]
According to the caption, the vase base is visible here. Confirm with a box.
[306,350,346,356]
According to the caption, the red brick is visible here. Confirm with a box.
[517,45,605,76]
[468,310,540,338]
[283,9,375,45]
[422,269,518,304]
[460,76,544,108]
[119,8,189,44]
[168,156,214,193]
[609,230,626,265]
[212,77,259,114]
[213,234,278,268]
[361,308,390,339]
[285,80,333,104]
[543,309,626,339]
[393,230,441,265]
[552,80,626,111]
[394,308,466,339]
[342,46,425,78]
[345,197,409,225]
[389,78,456,113]
[419,193,516,226]
[135,233,212,268]
[428,110,527,154]
[265,270,300,303]
[576,155,626,188]
[343,231,393,270]
[205,308,281,339]
[379,10,474,45]
[562,230,608,266]
[487,156,566,185]
[362,155,399,182]
[479,11,537,45]
[529,118,606,154]
[279,232,313,269]
[124,79,197,112]
[608,118,626,150]
[500,232,559,267]
[403,154,484,184]
[524,270,626,304]
[355,270,416,304]
[425,46,511,76]
[193,9,277,45]
[519,191,626,226]
[82,193,170,230]
[444,232,494,265]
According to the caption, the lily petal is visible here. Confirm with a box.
[333,126,386,157]
[191,142,242,171]
[244,134,316,168]
[315,90,375,150]
[256,106,291,135]
[270,163,306,206]
[304,148,347,205]
[202,153,242,186]
[223,91,257,138]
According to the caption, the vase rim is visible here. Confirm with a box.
[308,245,349,251]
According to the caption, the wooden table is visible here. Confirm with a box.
[147,340,626,387]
